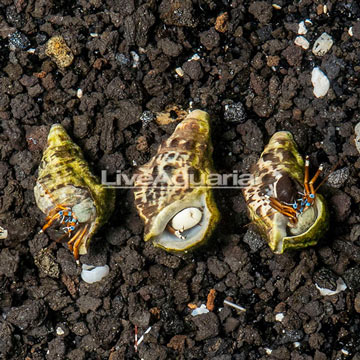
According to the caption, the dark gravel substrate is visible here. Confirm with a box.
[1,0,360,359]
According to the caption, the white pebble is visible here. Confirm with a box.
[272,4,282,10]
[275,313,285,322]
[77,88,83,99]
[293,342,301,348]
[190,53,200,61]
[312,32,333,56]
[349,27,353,37]
[175,67,184,77]
[56,327,65,336]
[81,264,110,284]
[265,348,273,355]
[0,226,8,239]
[311,67,330,98]
[171,207,202,231]
[315,277,347,296]
[294,36,309,50]
[191,304,209,316]
[298,21,307,35]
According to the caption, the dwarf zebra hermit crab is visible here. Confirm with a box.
[34,124,115,260]
[133,110,220,252]
[243,131,329,253]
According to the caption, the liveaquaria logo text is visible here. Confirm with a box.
[101,170,255,189]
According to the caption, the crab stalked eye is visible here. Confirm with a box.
[133,110,220,252]
[34,124,115,260]
[242,131,328,254]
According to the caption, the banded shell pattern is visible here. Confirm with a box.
[243,131,328,253]
[34,124,115,259]
[134,110,220,251]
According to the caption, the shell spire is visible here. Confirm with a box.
[134,110,220,251]
[34,124,115,259]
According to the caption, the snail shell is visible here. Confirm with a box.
[243,131,328,253]
[34,124,115,259]
[134,110,220,251]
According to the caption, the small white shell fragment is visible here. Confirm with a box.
[275,313,285,322]
[77,88,83,99]
[130,51,140,68]
[56,327,65,336]
[175,67,184,77]
[294,342,301,348]
[315,277,347,296]
[265,348,273,355]
[312,32,334,56]
[190,53,200,61]
[341,349,350,356]
[272,4,281,10]
[171,207,202,231]
[0,226,8,239]
[90,33,99,37]
[27,48,36,54]
[191,304,209,316]
[305,19,313,25]
[81,264,110,284]
[298,21,307,35]
[294,36,310,50]
[349,27,353,37]
[311,67,330,98]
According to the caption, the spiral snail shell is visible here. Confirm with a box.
[134,110,220,251]
[243,131,328,253]
[34,124,115,259]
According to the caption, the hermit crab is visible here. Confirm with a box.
[243,131,328,254]
[134,110,220,251]
[34,124,115,260]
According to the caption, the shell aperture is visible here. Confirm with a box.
[34,124,115,259]
[134,110,220,251]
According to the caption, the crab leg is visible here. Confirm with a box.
[309,164,323,195]
[40,212,61,233]
[268,197,298,223]
[72,225,88,260]
[166,224,186,240]
[304,156,310,196]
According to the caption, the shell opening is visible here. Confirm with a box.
[151,193,213,251]
[272,197,323,253]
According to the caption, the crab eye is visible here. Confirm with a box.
[293,203,298,209]
[306,202,311,207]
[59,211,63,215]
[309,194,315,199]
[70,226,75,231]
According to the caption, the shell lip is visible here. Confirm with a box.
[271,194,328,254]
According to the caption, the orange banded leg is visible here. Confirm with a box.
[72,225,88,260]
[40,212,61,233]
[304,156,310,196]
[309,164,323,195]
[166,224,186,240]
[268,197,298,223]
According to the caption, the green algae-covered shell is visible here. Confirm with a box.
[134,110,220,252]
[243,131,328,254]
[34,124,115,257]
